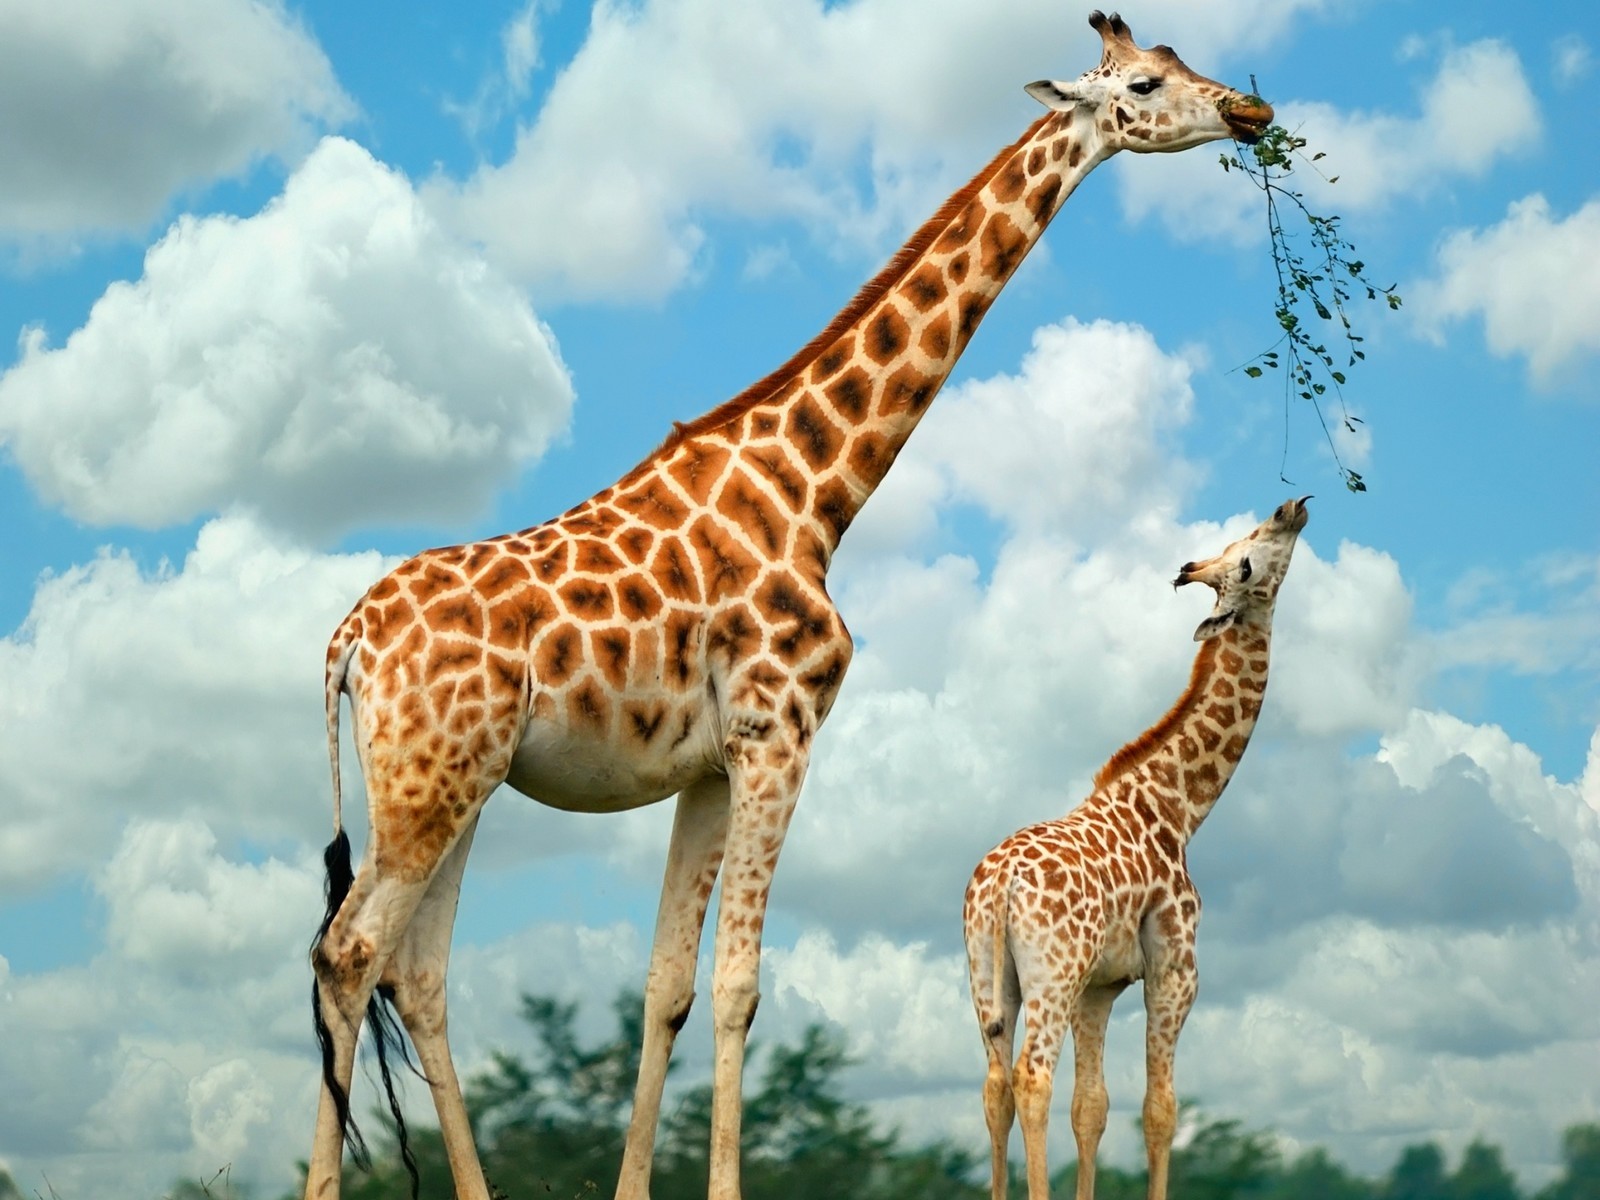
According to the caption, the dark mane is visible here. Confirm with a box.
[631,113,1056,470]
[1092,635,1220,791]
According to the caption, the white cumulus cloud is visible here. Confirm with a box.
[1410,193,1600,385]
[0,0,352,243]
[0,137,574,541]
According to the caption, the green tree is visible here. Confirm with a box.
[656,1022,982,1200]
[1269,1146,1378,1200]
[1050,1158,1144,1199]
[1052,1104,1280,1200]
[1167,1106,1281,1200]
[1538,1125,1600,1200]
[1451,1138,1522,1200]
[1387,1143,1453,1200]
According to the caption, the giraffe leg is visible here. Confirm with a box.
[306,756,497,1200]
[1141,961,1197,1200]
[615,777,732,1200]
[1012,987,1071,1200]
[1068,984,1123,1200]
[982,1022,1018,1200]
[381,816,489,1200]
[306,976,363,1200]
[703,712,811,1200]
[306,863,434,1200]
[965,910,1020,1200]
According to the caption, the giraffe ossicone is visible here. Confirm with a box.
[962,497,1311,1200]
[302,12,1273,1200]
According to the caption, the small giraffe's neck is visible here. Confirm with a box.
[633,107,1113,558]
[1093,624,1273,843]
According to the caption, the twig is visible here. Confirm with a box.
[1218,114,1401,493]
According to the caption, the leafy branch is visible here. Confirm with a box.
[1219,111,1401,493]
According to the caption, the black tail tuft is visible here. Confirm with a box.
[311,831,372,1168]
[308,831,421,1200]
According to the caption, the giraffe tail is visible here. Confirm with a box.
[990,862,1011,1038]
[978,860,1014,1046]
[325,628,358,838]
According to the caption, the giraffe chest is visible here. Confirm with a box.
[502,692,724,813]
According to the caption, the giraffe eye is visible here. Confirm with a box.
[1239,557,1253,582]
[1128,78,1162,96]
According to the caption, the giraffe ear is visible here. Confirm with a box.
[1193,609,1237,642]
[1026,79,1103,112]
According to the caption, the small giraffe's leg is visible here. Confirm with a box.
[615,776,732,1200]
[704,708,811,1200]
[982,1021,1018,1200]
[1012,986,1071,1200]
[1068,984,1123,1200]
[382,816,489,1200]
[1141,959,1197,1200]
[965,907,1020,1200]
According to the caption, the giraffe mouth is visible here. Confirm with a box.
[1221,96,1274,143]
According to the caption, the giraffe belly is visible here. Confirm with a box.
[503,708,723,814]
[1087,915,1148,987]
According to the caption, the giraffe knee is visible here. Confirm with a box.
[313,935,381,1013]
[1143,1086,1177,1146]
[381,967,447,1033]
[644,960,698,1031]
[1013,1057,1053,1115]
[711,977,759,1036]
[984,1057,1014,1116]
[1072,1083,1109,1139]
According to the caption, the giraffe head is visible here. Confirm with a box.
[1025,10,1273,152]
[1175,496,1309,641]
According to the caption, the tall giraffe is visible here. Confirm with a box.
[304,12,1273,1200]
[962,498,1311,1200]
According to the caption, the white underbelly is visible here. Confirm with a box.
[503,710,724,813]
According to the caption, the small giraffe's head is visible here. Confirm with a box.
[1026,10,1273,153]
[1175,496,1309,641]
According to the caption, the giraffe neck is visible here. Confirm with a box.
[629,108,1112,559]
[1093,624,1273,843]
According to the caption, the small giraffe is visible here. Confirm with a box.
[304,13,1273,1200]
[963,497,1311,1200]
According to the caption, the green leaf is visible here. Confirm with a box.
[1243,365,1264,378]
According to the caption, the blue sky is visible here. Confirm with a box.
[0,0,1597,1195]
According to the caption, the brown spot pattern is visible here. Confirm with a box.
[713,474,784,558]
[784,394,843,472]
[823,367,872,425]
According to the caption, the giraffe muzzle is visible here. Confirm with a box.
[1220,96,1274,143]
